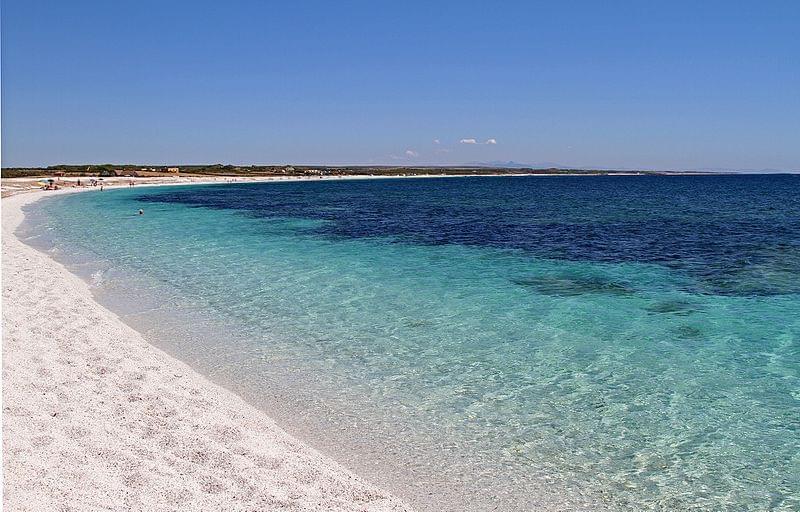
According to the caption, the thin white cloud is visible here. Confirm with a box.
[460,138,497,145]
[405,149,419,157]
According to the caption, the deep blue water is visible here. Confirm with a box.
[23,175,800,511]
[141,175,800,296]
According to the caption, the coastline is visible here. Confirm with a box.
[2,187,411,510]
[0,170,624,197]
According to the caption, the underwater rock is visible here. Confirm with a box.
[644,300,701,315]
[510,275,635,296]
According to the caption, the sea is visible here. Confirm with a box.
[20,175,800,511]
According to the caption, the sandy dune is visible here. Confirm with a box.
[2,190,411,511]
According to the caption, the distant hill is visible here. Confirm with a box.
[465,160,624,170]
[464,160,568,169]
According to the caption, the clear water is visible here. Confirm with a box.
[20,176,800,511]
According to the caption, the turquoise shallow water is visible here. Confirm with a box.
[21,176,800,511]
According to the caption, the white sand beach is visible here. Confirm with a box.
[2,187,411,511]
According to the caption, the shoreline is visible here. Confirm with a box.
[1,173,535,196]
[2,187,411,510]
[1,169,719,197]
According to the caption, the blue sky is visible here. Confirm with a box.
[2,1,798,169]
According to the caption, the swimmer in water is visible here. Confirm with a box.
[138,209,144,215]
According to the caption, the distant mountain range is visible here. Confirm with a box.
[464,160,570,169]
